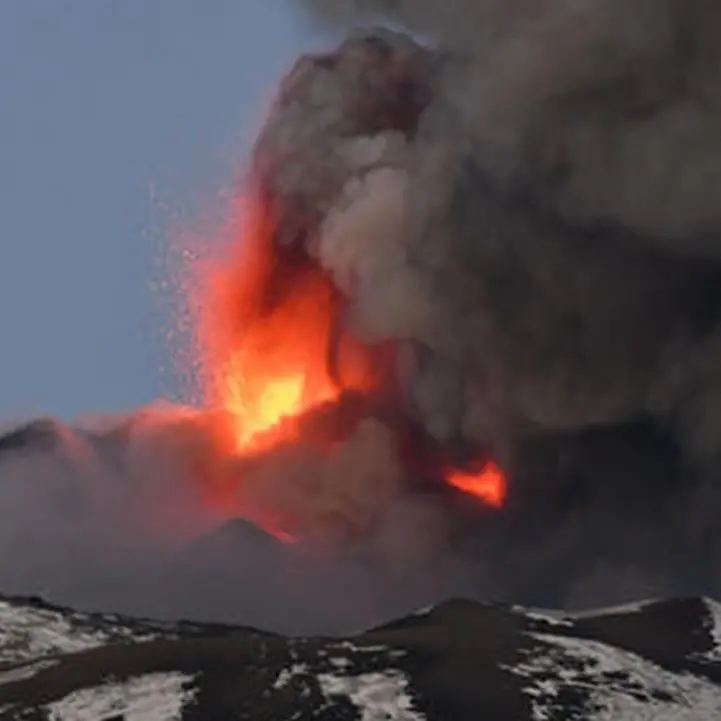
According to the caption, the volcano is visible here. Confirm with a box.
[4,0,721,668]
[9,3,721,714]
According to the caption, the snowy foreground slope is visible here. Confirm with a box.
[0,595,719,719]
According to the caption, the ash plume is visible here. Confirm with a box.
[253,5,721,598]
[6,0,721,634]
[275,4,721,468]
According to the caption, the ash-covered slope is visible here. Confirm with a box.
[0,594,720,719]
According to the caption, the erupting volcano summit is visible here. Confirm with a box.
[178,0,721,608]
[129,0,721,613]
[186,31,508,546]
[8,0,721,634]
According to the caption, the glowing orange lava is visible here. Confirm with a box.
[190,190,507,534]
[445,460,507,508]
[197,194,376,458]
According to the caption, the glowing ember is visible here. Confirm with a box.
[446,461,507,508]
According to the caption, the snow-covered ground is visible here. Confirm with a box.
[0,594,719,719]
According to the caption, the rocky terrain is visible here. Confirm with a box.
[0,592,720,719]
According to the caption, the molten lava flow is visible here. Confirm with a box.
[446,460,507,509]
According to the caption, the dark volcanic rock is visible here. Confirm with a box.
[0,419,72,455]
[0,594,720,719]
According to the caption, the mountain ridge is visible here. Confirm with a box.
[0,592,719,719]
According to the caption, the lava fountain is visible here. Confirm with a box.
[196,193,379,455]
[186,186,506,543]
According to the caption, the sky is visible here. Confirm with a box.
[0,1,327,420]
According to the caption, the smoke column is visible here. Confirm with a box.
[268,2,721,600]
[292,0,721,454]
[3,0,721,633]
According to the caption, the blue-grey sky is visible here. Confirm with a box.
[0,1,327,420]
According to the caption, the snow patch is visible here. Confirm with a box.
[0,658,57,685]
[45,672,196,721]
[567,599,656,619]
[273,663,309,689]
[701,598,721,661]
[410,605,434,617]
[329,640,402,657]
[508,631,721,720]
[511,606,573,627]
[0,601,157,664]
[329,656,353,671]
[318,669,425,721]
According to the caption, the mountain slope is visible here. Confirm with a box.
[0,594,719,719]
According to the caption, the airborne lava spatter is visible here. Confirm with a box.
[197,194,381,452]
[190,189,507,540]
[446,461,507,509]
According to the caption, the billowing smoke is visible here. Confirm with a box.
[4,0,721,633]
[254,3,721,600]
[0,408,471,634]
[282,1,721,454]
